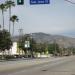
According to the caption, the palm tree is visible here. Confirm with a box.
[5,0,15,33]
[10,15,18,36]
[0,4,6,30]
[0,25,1,30]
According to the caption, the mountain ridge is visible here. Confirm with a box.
[30,32,75,48]
[12,32,75,48]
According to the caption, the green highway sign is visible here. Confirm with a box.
[17,0,24,5]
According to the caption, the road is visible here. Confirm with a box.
[0,56,75,75]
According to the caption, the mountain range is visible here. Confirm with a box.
[30,32,75,48]
[13,32,75,48]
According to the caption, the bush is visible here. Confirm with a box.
[4,55,15,60]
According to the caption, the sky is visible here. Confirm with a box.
[0,0,75,37]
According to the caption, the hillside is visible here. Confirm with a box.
[12,32,75,48]
[30,32,75,48]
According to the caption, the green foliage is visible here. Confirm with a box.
[48,43,59,55]
[35,43,48,54]
[18,34,36,54]
[5,0,15,32]
[29,38,36,51]
[18,38,25,51]
[0,3,6,29]
[4,55,15,60]
[0,30,12,51]
[35,43,43,53]
[48,44,55,54]
[18,35,61,56]
[0,3,6,12]
[72,48,75,54]
[10,15,19,36]
[10,15,19,23]
[5,1,15,9]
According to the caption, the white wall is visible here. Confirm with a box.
[10,42,18,55]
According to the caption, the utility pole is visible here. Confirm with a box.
[18,28,23,38]
[18,28,23,55]
[54,39,56,56]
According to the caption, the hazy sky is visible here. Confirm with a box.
[0,0,75,37]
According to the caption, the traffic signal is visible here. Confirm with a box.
[17,0,24,5]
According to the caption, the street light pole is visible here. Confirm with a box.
[18,28,23,55]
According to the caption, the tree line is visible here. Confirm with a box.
[0,0,18,35]
[0,0,19,59]
[18,34,75,58]
[0,0,75,59]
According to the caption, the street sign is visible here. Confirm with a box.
[30,0,50,4]
[17,0,24,5]
[24,41,30,48]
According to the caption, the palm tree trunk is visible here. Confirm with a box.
[9,7,11,33]
[2,10,4,30]
[12,22,14,36]
[8,7,11,55]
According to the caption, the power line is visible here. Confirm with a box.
[65,0,75,4]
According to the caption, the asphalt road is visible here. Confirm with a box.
[0,56,75,75]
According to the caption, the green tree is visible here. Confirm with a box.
[48,44,55,54]
[48,43,59,56]
[18,34,36,58]
[29,37,36,57]
[0,3,6,29]
[35,43,43,54]
[10,15,18,36]
[5,0,15,33]
[72,48,75,55]
[0,30,12,58]
[35,43,47,54]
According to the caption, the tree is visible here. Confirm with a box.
[0,30,12,57]
[29,37,36,57]
[48,43,59,56]
[0,3,6,29]
[18,34,36,58]
[10,15,18,36]
[5,0,15,33]
[35,43,42,53]
[72,48,75,55]
[35,43,48,54]
[48,44,55,54]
